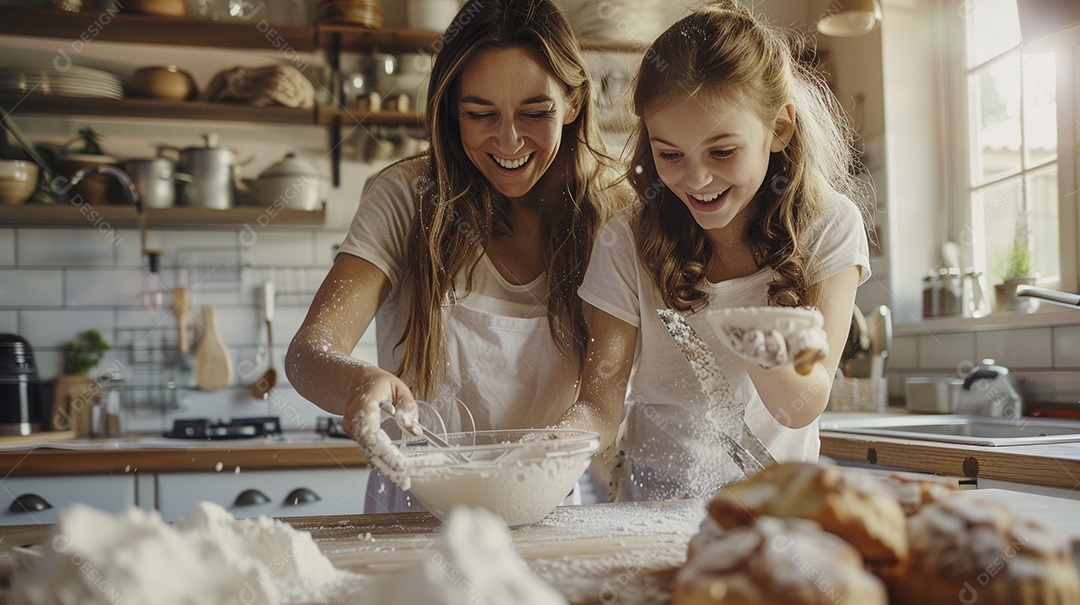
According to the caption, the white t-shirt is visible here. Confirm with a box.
[579,193,870,501]
[337,156,577,432]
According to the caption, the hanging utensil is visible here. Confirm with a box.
[868,305,891,380]
[252,281,277,400]
[195,306,233,391]
[172,287,196,388]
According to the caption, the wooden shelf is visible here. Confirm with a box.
[0,94,315,124]
[316,24,439,53]
[0,204,325,228]
[0,6,314,51]
[316,107,423,127]
[316,22,647,54]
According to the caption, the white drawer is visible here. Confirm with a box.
[156,467,371,521]
[0,474,138,526]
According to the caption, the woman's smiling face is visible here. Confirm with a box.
[645,93,793,234]
[456,46,579,200]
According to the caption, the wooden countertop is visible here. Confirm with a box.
[820,431,1080,490]
[1,493,1078,604]
[0,433,369,476]
[0,500,706,605]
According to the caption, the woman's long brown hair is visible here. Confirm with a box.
[398,0,623,399]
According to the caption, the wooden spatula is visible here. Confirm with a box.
[195,306,233,391]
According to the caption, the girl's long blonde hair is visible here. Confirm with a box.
[398,0,622,399]
[629,0,868,312]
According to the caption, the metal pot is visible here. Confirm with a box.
[121,151,192,209]
[254,153,329,211]
[164,134,252,210]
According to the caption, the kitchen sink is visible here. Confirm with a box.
[819,414,1080,446]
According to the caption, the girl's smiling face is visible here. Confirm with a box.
[456,46,580,201]
[645,94,794,235]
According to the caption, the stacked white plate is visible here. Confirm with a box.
[0,65,124,99]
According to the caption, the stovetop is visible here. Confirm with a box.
[162,416,351,441]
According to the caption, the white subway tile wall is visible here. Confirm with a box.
[0,229,15,265]
[2,204,377,431]
[917,331,976,371]
[1053,325,1080,369]
[976,328,1055,370]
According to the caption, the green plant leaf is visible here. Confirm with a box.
[63,329,111,375]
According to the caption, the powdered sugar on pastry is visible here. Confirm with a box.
[675,516,888,605]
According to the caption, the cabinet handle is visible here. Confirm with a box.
[9,494,53,514]
[284,488,320,506]
[233,489,271,507]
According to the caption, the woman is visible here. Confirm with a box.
[285,0,624,509]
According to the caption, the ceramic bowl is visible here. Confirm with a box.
[128,66,197,101]
[402,429,599,527]
[0,160,39,205]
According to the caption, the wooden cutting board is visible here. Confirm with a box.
[195,306,233,391]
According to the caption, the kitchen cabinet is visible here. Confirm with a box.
[0,474,138,526]
[154,467,370,521]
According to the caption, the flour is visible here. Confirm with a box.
[10,501,347,605]
[369,507,568,605]
[408,449,591,527]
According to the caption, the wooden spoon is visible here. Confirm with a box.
[252,281,277,399]
[195,306,233,391]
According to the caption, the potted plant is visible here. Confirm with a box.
[993,236,1039,313]
[57,126,120,205]
[52,329,111,435]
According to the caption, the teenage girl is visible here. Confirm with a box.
[561,0,871,501]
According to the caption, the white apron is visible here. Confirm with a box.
[364,298,580,514]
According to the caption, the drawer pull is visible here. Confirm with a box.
[233,489,271,507]
[284,488,320,506]
[10,494,52,514]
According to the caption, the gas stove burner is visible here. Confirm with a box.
[315,416,351,439]
[165,416,283,440]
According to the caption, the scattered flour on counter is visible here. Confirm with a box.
[10,501,348,605]
[369,507,568,605]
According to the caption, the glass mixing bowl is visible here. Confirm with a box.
[401,429,600,527]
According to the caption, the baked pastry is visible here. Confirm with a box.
[870,470,959,516]
[707,461,907,563]
[885,494,1080,605]
[687,515,727,561]
[674,516,888,605]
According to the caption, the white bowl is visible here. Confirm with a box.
[402,429,599,527]
[0,160,39,205]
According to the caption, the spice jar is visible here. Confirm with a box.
[937,268,962,317]
[922,271,940,318]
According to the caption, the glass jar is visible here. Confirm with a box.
[937,268,962,317]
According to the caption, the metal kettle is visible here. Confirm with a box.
[162,134,253,210]
[956,359,1022,418]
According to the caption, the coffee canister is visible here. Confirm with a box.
[0,334,44,436]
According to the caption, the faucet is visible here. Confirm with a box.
[957,359,1022,418]
[69,165,163,271]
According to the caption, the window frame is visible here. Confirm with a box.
[946,0,1077,293]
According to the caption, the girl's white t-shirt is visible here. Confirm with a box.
[578,193,870,501]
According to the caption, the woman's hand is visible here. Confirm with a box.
[341,366,423,490]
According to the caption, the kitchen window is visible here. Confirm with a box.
[962,0,1059,285]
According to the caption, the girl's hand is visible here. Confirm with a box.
[722,326,828,375]
[341,368,422,490]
